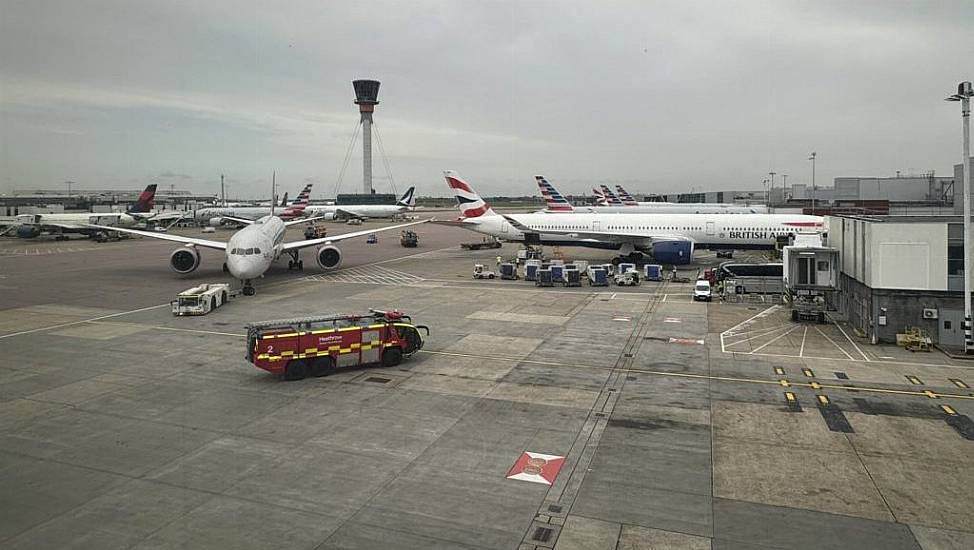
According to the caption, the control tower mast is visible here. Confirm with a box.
[353,80,380,195]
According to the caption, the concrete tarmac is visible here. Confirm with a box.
[0,221,972,549]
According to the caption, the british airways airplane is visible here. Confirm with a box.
[443,171,822,265]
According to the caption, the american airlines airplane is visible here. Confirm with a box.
[89,208,428,295]
[444,171,822,265]
[302,187,416,220]
[195,183,314,226]
[537,177,768,214]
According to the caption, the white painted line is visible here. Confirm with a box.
[723,324,794,348]
[799,326,808,358]
[831,318,871,362]
[0,303,170,340]
[750,325,800,353]
[723,323,794,341]
[813,325,855,361]
[661,294,668,302]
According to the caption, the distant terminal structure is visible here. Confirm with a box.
[1,188,215,216]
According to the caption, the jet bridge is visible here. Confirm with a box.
[782,232,839,323]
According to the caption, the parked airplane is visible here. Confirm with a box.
[444,171,822,265]
[12,184,158,239]
[302,187,416,220]
[537,177,768,214]
[195,183,313,226]
[88,209,428,296]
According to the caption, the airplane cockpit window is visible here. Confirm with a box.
[246,248,255,255]
[254,248,262,254]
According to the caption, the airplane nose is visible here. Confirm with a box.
[226,256,261,280]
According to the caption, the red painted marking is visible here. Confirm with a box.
[460,204,490,218]
[446,176,473,193]
[783,221,821,227]
[506,451,566,485]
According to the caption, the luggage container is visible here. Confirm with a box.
[564,269,582,287]
[550,264,565,283]
[525,261,540,281]
[500,262,519,280]
[572,260,589,274]
[536,268,554,287]
[587,267,609,286]
[644,264,663,282]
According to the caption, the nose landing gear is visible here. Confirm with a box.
[242,280,256,296]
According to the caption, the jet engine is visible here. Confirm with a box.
[316,245,342,270]
[170,246,201,273]
[652,240,694,265]
[16,225,41,239]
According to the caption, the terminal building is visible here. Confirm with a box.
[829,214,966,348]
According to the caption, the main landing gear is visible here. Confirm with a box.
[242,280,256,296]
[286,250,304,271]
[611,252,646,266]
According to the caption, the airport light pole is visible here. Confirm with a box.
[768,172,776,211]
[947,81,974,353]
[65,180,75,197]
[808,152,817,214]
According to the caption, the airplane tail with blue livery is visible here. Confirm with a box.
[535,176,574,212]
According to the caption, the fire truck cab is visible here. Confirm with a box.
[245,310,428,381]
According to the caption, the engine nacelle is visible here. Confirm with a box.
[316,245,342,270]
[170,246,201,274]
[208,217,224,227]
[652,240,694,265]
[16,225,41,239]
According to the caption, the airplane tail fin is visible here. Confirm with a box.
[599,185,623,206]
[443,171,495,218]
[292,183,313,208]
[592,188,608,206]
[128,184,156,213]
[396,186,416,207]
[535,175,574,212]
[615,185,639,206]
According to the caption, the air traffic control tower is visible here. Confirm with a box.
[353,79,380,195]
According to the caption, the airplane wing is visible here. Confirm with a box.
[84,224,228,250]
[220,216,256,226]
[501,215,691,244]
[282,219,430,251]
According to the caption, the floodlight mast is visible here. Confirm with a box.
[946,81,974,353]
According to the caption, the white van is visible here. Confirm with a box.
[693,280,712,302]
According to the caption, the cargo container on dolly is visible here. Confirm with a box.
[246,310,428,381]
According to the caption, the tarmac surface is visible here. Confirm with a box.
[1,220,973,549]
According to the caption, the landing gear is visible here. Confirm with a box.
[286,251,304,271]
[242,280,256,296]
[222,262,229,273]
[611,252,645,266]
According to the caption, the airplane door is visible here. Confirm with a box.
[706,221,715,236]
[501,220,509,234]
[593,221,601,231]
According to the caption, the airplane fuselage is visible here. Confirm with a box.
[223,216,287,281]
[302,204,407,219]
[456,212,824,251]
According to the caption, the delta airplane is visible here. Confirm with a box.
[11,184,159,239]
[537,177,767,215]
[195,183,313,226]
[444,171,822,265]
[88,199,428,295]
[302,187,416,221]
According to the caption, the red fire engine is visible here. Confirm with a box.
[246,310,428,380]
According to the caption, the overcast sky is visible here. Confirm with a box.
[1,1,972,199]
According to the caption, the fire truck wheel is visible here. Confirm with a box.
[381,348,403,368]
[311,356,335,377]
[284,360,308,381]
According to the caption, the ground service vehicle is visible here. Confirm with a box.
[172,283,231,315]
[693,280,713,302]
[461,237,502,250]
[400,230,418,247]
[303,225,328,240]
[246,310,428,380]
[473,264,496,279]
[614,271,639,286]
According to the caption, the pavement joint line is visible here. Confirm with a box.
[0,303,171,340]
[812,325,857,361]
[85,321,245,338]
[831,315,872,361]
[748,324,801,353]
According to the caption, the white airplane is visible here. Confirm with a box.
[443,171,822,265]
[302,187,416,220]
[88,208,429,296]
[11,184,159,239]
[195,184,313,226]
[538,177,768,214]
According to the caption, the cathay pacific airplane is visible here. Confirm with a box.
[537,177,767,214]
[443,171,822,265]
[302,187,416,220]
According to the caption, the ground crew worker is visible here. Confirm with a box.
[496,255,502,268]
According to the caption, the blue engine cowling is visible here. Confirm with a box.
[16,225,41,238]
[652,240,694,265]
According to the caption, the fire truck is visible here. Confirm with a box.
[245,310,428,380]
